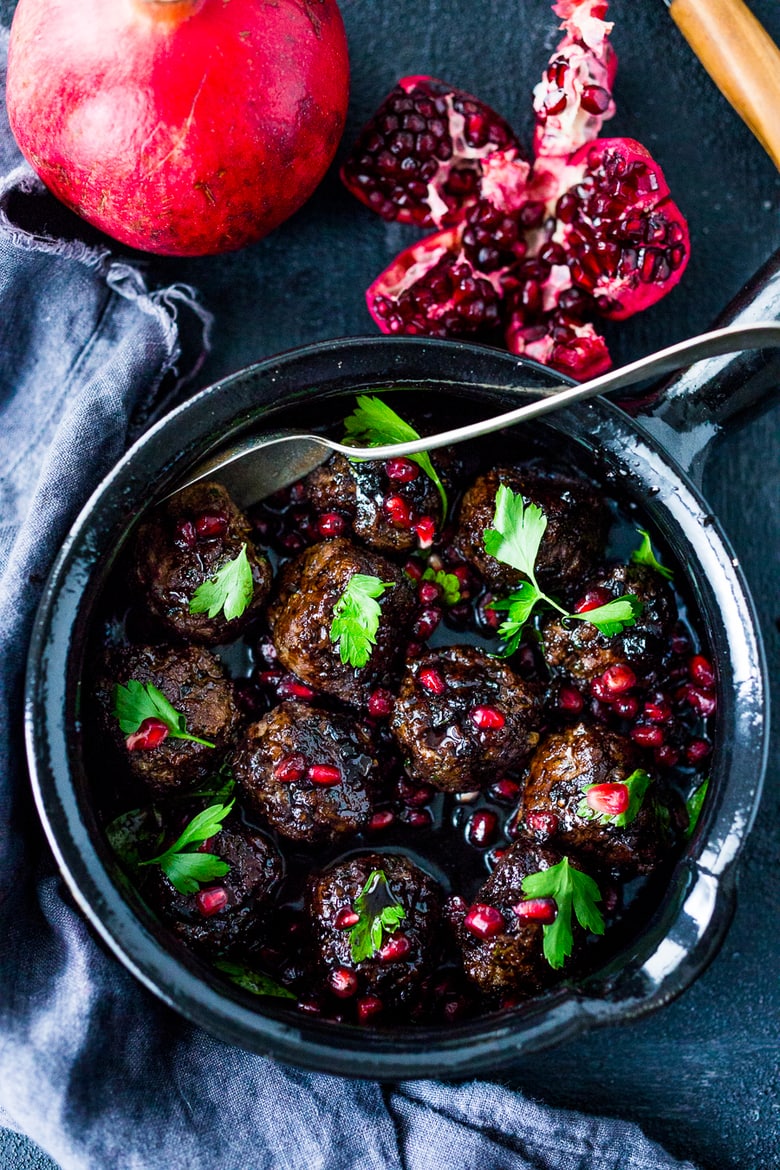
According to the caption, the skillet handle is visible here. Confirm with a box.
[621,248,780,481]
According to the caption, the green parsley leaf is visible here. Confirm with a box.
[685,776,710,838]
[139,800,234,895]
[521,856,604,970]
[488,582,543,656]
[214,960,296,999]
[343,394,448,515]
[577,768,653,829]
[349,869,406,963]
[113,680,216,748]
[631,528,674,581]
[569,594,643,637]
[189,544,254,622]
[483,484,547,583]
[330,574,394,668]
[421,567,461,606]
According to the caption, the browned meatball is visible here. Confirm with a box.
[267,537,416,708]
[520,722,668,874]
[97,644,241,795]
[457,839,567,997]
[390,645,542,792]
[542,564,677,684]
[147,819,283,955]
[453,467,609,597]
[232,702,381,844]
[306,852,441,1010]
[304,451,444,553]
[133,481,272,644]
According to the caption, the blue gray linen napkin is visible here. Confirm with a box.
[0,29,698,1170]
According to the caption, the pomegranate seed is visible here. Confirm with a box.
[383,494,414,528]
[195,512,228,539]
[574,587,613,613]
[296,996,322,1016]
[686,737,712,764]
[488,846,508,867]
[580,84,611,114]
[277,677,316,700]
[612,695,639,719]
[602,664,637,694]
[558,685,584,713]
[685,686,717,717]
[404,558,424,581]
[631,724,664,748]
[415,516,436,548]
[479,594,501,629]
[398,777,435,807]
[513,897,557,924]
[196,887,228,917]
[689,655,716,689]
[369,810,395,831]
[378,933,411,962]
[654,744,679,768]
[470,705,506,730]
[413,607,442,639]
[467,809,498,848]
[590,677,611,702]
[174,519,197,548]
[644,698,672,723]
[274,753,307,783]
[367,688,395,718]
[671,631,691,656]
[317,511,346,538]
[328,967,359,998]
[441,996,468,1022]
[401,808,433,828]
[490,778,521,802]
[526,810,560,837]
[419,666,446,694]
[256,668,284,689]
[308,763,341,786]
[357,995,384,1022]
[463,904,505,939]
[385,457,419,482]
[334,907,360,930]
[126,717,169,752]
[418,580,440,604]
[585,782,630,816]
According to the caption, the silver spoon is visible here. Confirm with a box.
[174,322,780,507]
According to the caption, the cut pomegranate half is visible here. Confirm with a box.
[533,0,617,158]
[341,76,524,227]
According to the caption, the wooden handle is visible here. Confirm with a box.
[670,0,780,170]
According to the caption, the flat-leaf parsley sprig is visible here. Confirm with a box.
[484,485,643,655]
[631,527,673,581]
[520,856,604,970]
[113,680,216,748]
[330,573,394,668]
[139,800,234,895]
[189,544,254,622]
[342,394,448,514]
[349,869,406,963]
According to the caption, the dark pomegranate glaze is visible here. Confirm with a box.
[85,392,715,1028]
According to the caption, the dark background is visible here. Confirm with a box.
[1,0,778,1167]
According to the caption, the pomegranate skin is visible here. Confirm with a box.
[6,0,350,256]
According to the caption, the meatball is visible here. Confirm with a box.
[306,852,441,1010]
[520,722,669,874]
[391,645,542,792]
[133,481,272,644]
[304,451,444,553]
[453,466,609,597]
[457,839,567,997]
[147,818,283,955]
[232,702,381,844]
[267,537,416,708]
[98,643,241,795]
[542,563,677,684]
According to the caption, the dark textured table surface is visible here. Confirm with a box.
[1,1,779,1168]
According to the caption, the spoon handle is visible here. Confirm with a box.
[335,322,780,460]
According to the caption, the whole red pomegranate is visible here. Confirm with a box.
[6,0,350,255]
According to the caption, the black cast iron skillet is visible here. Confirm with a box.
[25,252,780,1079]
